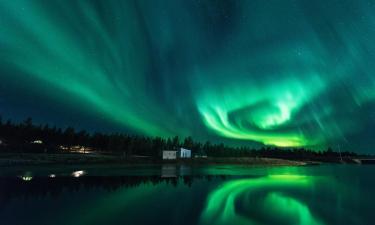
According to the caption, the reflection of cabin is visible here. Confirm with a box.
[162,150,177,160]
[161,165,177,177]
[180,165,192,176]
[162,148,192,160]
[160,165,192,177]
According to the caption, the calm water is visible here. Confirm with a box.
[0,164,374,225]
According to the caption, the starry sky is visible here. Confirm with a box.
[1,0,375,153]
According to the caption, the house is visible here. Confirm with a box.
[162,150,177,160]
[59,145,93,154]
[31,140,43,144]
[69,145,92,154]
[162,148,192,160]
[178,148,191,158]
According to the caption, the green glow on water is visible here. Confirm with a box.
[268,174,307,180]
[67,183,161,225]
[200,175,324,225]
[264,192,322,225]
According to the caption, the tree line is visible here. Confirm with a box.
[0,116,359,159]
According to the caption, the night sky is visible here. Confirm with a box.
[1,0,375,153]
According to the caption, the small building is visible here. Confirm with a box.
[70,145,92,153]
[162,150,177,160]
[31,140,43,144]
[178,148,191,158]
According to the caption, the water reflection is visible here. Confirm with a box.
[200,175,327,225]
[0,165,374,225]
[161,165,177,178]
[161,165,193,177]
[0,175,228,206]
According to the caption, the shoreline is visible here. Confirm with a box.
[0,153,311,167]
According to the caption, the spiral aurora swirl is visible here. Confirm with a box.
[196,75,326,147]
[2,0,375,151]
[200,175,325,225]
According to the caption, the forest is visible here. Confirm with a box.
[0,116,359,160]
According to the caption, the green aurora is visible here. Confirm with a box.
[1,0,375,151]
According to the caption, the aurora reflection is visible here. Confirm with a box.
[200,175,324,225]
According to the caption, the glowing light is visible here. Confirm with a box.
[31,140,43,144]
[19,172,33,181]
[59,146,69,150]
[20,176,33,181]
[72,170,86,177]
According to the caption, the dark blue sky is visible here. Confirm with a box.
[1,0,375,153]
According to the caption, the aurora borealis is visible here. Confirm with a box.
[1,0,375,152]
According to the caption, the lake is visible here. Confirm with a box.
[0,164,374,225]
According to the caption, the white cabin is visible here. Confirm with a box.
[162,150,177,160]
[178,148,191,158]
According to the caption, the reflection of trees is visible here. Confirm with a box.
[0,175,227,205]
